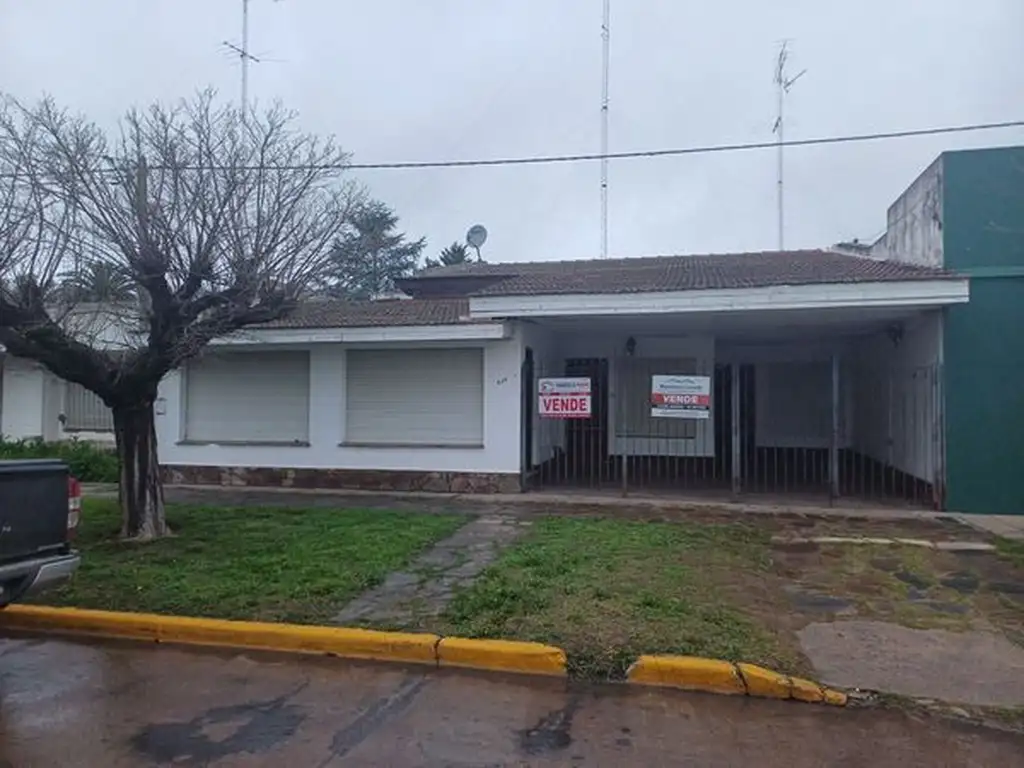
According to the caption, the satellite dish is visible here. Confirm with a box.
[466,224,488,249]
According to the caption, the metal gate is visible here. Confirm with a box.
[521,353,943,508]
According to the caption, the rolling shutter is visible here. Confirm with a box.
[345,348,484,446]
[184,350,310,443]
[64,381,114,432]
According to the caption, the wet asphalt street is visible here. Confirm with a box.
[0,636,1022,767]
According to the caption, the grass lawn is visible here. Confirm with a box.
[437,517,801,680]
[996,537,1024,569]
[40,498,467,624]
[434,515,1024,682]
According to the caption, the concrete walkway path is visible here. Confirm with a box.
[332,514,530,628]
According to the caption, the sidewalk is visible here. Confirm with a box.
[954,514,1024,541]
[83,482,1024,539]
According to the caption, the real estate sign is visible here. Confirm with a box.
[650,375,711,419]
[538,377,592,419]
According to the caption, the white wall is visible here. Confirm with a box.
[849,311,943,482]
[519,321,564,467]
[157,339,523,475]
[40,371,63,442]
[872,156,945,268]
[1,357,46,439]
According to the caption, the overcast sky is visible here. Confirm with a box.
[2,1,1023,263]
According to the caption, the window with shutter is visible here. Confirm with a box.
[184,350,310,443]
[345,348,484,447]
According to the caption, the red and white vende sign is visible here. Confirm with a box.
[538,377,592,419]
[650,375,712,419]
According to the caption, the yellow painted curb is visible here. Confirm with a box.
[437,636,566,676]
[627,654,847,706]
[0,605,438,665]
[823,688,848,707]
[0,607,847,705]
[627,656,746,695]
[736,662,791,699]
[790,676,827,704]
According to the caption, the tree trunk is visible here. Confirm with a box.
[112,400,169,540]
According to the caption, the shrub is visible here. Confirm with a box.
[0,437,119,483]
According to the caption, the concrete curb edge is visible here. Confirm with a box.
[0,605,846,705]
[627,655,847,706]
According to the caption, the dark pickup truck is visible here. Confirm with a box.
[0,460,82,607]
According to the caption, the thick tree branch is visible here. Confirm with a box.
[0,89,361,538]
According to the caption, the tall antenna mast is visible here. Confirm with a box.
[241,0,250,113]
[773,41,806,251]
[600,0,610,259]
[223,0,276,121]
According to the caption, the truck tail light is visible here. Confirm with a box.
[67,476,82,539]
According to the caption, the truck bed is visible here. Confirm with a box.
[0,460,73,564]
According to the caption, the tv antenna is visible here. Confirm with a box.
[600,0,611,258]
[466,224,488,262]
[223,0,283,120]
[773,40,806,250]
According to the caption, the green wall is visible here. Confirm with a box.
[942,146,1024,514]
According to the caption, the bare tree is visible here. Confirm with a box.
[0,92,361,539]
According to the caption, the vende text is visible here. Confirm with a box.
[652,393,711,406]
[539,395,592,419]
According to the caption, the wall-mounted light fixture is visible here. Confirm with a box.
[625,336,637,356]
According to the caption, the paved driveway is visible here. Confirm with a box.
[0,636,1020,766]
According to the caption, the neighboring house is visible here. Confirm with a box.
[0,145,1020,515]
[0,355,115,444]
[0,302,136,445]
[870,145,1024,516]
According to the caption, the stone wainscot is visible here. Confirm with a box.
[162,465,522,494]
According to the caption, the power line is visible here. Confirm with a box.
[2,119,1022,180]
[345,119,1024,171]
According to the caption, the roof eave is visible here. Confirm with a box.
[210,321,510,346]
[468,278,970,319]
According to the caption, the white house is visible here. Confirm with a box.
[0,248,970,506]
[160,247,969,506]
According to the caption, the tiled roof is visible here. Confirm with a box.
[412,250,959,297]
[261,298,473,329]
[258,251,962,328]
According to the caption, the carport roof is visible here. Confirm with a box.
[403,249,959,298]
